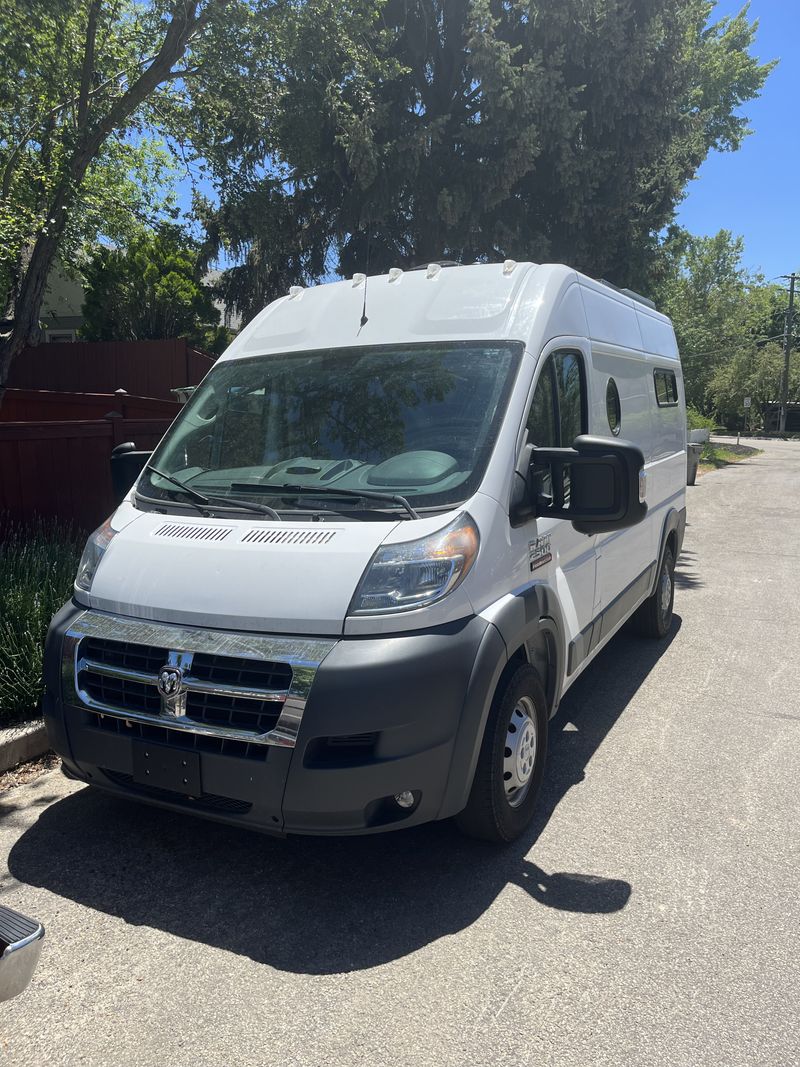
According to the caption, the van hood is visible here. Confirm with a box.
[82,511,401,635]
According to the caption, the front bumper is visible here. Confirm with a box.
[44,602,506,835]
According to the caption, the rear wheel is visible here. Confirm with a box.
[633,545,675,638]
[455,664,548,843]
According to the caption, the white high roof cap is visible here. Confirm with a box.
[221,262,677,362]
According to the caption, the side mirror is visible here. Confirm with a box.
[0,905,45,1002]
[110,441,151,504]
[528,435,647,534]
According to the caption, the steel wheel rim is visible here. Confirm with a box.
[660,564,672,615]
[503,696,537,809]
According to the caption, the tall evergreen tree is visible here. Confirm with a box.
[198,1,773,320]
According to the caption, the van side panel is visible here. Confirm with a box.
[587,342,656,610]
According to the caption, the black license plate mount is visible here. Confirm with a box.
[131,740,201,795]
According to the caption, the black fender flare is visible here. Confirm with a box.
[650,505,687,596]
[437,583,567,820]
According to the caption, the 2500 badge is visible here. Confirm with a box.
[528,534,552,572]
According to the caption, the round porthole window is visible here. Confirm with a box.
[606,378,621,435]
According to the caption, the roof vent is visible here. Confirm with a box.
[288,285,304,299]
[426,263,442,280]
[352,273,366,287]
[502,259,518,275]
[388,268,403,283]
[154,523,232,542]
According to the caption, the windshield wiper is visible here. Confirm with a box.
[144,465,281,520]
[231,482,421,520]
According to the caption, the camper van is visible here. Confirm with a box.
[43,262,686,842]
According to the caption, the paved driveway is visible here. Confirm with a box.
[1,439,799,1067]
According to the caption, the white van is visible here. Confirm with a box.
[43,262,686,842]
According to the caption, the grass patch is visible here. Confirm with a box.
[0,518,83,726]
[699,442,762,473]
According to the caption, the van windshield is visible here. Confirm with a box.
[138,341,522,515]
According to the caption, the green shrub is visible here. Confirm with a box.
[0,518,83,725]
[686,405,717,432]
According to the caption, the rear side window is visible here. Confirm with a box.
[654,369,679,407]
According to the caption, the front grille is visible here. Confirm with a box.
[82,637,167,675]
[102,769,252,814]
[191,653,292,691]
[77,636,291,744]
[81,672,163,715]
[65,612,337,752]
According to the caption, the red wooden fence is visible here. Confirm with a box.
[6,339,215,400]
[0,417,173,530]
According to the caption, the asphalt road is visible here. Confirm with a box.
[2,439,799,1067]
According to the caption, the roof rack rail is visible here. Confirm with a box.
[597,278,657,311]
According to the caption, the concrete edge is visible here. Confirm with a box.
[0,721,50,775]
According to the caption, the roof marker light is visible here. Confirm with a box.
[388,268,403,283]
[352,273,366,288]
[503,259,518,276]
[288,285,304,299]
[426,263,442,280]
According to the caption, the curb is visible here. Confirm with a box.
[0,721,50,775]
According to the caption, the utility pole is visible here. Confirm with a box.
[779,272,797,433]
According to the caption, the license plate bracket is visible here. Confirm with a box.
[132,740,201,795]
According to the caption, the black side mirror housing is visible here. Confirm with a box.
[528,435,647,534]
[110,441,151,504]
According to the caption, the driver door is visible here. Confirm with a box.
[510,346,597,663]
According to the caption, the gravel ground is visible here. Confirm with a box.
[1,437,798,1067]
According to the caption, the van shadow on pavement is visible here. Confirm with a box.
[8,619,681,974]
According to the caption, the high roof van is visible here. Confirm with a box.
[44,261,686,842]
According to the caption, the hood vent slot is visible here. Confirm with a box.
[154,523,232,542]
[241,528,337,546]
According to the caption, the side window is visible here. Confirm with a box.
[525,350,587,508]
[526,359,558,447]
[526,358,558,496]
[654,369,679,407]
[553,351,585,447]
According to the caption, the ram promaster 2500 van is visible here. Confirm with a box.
[43,262,686,842]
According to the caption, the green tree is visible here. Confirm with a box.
[81,227,227,349]
[198,0,773,320]
[652,227,786,412]
[0,0,251,402]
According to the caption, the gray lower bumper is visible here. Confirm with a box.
[44,602,506,835]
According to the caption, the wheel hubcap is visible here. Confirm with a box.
[660,566,672,615]
[503,697,537,809]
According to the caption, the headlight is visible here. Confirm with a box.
[75,518,117,594]
[349,513,479,615]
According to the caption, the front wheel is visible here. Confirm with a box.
[455,664,548,843]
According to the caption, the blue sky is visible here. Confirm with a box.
[675,0,800,278]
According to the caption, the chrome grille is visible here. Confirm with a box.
[63,611,337,750]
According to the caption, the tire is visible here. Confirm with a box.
[633,545,675,638]
[455,664,548,843]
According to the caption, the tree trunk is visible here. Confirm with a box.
[0,185,72,407]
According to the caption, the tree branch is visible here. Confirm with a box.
[77,0,102,130]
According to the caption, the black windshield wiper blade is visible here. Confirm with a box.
[231,482,420,520]
[145,465,281,520]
